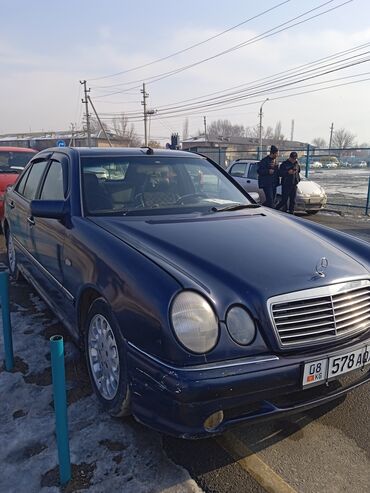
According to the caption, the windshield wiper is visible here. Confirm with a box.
[211,203,260,212]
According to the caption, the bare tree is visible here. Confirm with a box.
[207,119,245,138]
[312,137,327,148]
[148,140,162,148]
[248,125,273,139]
[87,117,108,134]
[112,113,141,147]
[332,128,356,149]
[182,118,189,140]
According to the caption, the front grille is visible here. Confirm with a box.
[269,280,370,348]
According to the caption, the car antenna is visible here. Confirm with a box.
[140,146,154,155]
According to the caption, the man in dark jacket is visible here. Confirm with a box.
[276,151,300,213]
[257,145,279,207]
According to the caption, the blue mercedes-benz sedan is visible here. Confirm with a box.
[3,147,370,438]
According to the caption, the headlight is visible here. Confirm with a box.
[226,306,256,345]
[170,291,219,353]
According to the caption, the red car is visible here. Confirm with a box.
[0,147,37,221]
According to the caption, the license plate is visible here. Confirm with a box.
[303,344,370,387]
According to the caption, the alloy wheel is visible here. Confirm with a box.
[87,313,120,400]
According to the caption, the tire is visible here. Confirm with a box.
[84,298,131,417]
[5,229,21,281]
[306,210,319,215]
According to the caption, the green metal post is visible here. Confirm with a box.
[0,271,14,371]
[50,335,71,486]
[305,144,310,178]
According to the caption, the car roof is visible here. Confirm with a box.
[34,146,204,160]
[0,146,37,153]
[231,159,258,164]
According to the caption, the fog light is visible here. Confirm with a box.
[204,410,224,431]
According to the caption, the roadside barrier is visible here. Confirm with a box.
[0,270,14,371]
[50,335,71,485]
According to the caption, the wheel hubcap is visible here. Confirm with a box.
[7,234,16,273]
[88,314,120,400]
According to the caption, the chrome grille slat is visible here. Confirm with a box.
[270,281,370,348]
[333,295,370,310]
[273,299,332,312]
[274,307,333,320]
[334,300,370,316]
[275,313,335,326]
[332,289,370,304]
[336,313,370,331]
[335,306,370,325]
[279,322,335,333]
[280,327,336,339]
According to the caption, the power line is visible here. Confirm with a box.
[95,53,370,119]
[98,74,370,123]
[89,0,290,82]
[93,0,351,98]
[136,42,370,112]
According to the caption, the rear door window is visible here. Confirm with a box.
[247,163,258,180]
[15,167,32,196]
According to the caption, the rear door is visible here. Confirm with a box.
[7,158,50,271]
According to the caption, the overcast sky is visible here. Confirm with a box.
[1,0,370,145]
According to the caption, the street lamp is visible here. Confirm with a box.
[259,98,269,159]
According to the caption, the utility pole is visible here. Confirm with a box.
[80,80,92,147]
[259,98,269,159]
[70,123,75,146]
[329,122,334,152]
[141,83,149,146]
[290,119,295,142]
[88,96,112,147]
[203,116,207,141]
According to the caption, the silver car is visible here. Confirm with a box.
[228,159,327,214]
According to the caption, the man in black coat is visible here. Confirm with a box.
[257,145,279,208]
[276,151,300,213]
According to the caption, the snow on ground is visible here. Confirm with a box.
[0,281,203,493]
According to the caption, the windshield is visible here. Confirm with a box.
[0,151,35,171]
[81,155,252,216]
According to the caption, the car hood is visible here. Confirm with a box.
[91,210,368,302]
[297,180,324,195]
[0,173,18,192]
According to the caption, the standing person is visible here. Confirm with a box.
[276,151,300,214]
[257,145,279,207]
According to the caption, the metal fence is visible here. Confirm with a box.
[191,146,370,216]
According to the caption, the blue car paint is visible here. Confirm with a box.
[3,147,370,438]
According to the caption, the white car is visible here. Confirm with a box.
[228,159,327,214]
[310,161,323,169]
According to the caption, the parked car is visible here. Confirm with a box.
[4,147,370,438]
[0,147,37,222]
[228,159,327,214]
[310,161,323,169]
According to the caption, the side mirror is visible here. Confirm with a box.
[249,192,261,204]
[30,200,68,220]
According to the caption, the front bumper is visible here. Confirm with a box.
[127,335,370,438]
[295,196,327,211]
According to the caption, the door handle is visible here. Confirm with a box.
[8,200,15,209]
[27,216,35,226]
[247,180,251,183]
